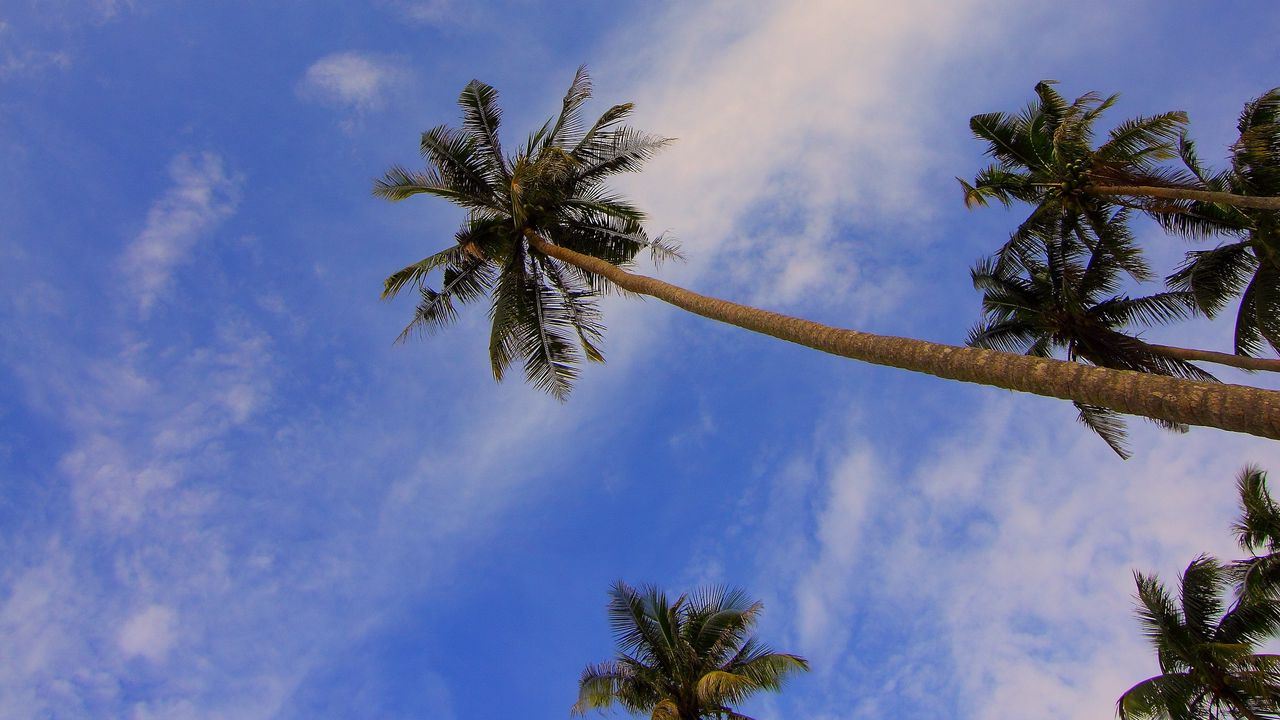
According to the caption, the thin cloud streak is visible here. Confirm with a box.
[119,152,241,314]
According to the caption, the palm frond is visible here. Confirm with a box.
[1096,111,1188,167]
[1168,241,1258,318]
[393,254,495,343]
[458,79,509,181]
[1076,401,1131,459]
[573,127,673,186]
[1236,466,1280,554]
[372,165,496,210]
[970,111,1040,170]
[383,244,466,300]
[959,165,1038,208]
[545,64,592,149]
[573,661,627,715]
[1179,555,1227,641]
[538,255,606,363]
[573,103,636,159]
[419,124,498,201]
[1090,292,1199,329]
[1235,261,1280,356]
[1118,672,1202,720]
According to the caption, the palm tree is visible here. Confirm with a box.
[1119,556,1280,720]
[962,82,1280,230]
[572,582,808,720]
[1161,89,1280,359]
[960,80,1191,266]
[1234,465,1280,600]
[967,211,1215,457]
[375,68,1280,441]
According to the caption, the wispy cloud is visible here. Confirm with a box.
[0,22,71,79]
[118,153,242,314]
[609,0,1002,320]
[752,396,1280,720]
[298,52,405,122]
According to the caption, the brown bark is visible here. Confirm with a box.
[1088,185,1280,211]
[1146,343,1280,373]
[526,231,1280,442]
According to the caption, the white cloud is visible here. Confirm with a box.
[298,52,404,114]
[119,153,242,313]
[608,0,1000,319]
[760,394,1280,720]
[117,604,178,662]
[397,0,455,25]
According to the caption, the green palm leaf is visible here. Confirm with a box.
[579,582,807,719]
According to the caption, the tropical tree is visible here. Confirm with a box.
[960,80,1190,267]
[1161,89,1280,358]
[1119,556,1280,720]
[962,81,1280,235]
[572,582,808,720]
[967,211,1215,457]
[1234,465,1280,600]
[375,68,1280,441]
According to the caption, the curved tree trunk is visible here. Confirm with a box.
[526,232,1280,442]
[1087,184,1280,211]
[1145,342,1280,373]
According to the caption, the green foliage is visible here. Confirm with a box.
[961,81,1189,259]
[573,582,808,720]
[1161,88,1280,357]
[966,207,1208,457]
[375,67,679,399]
[1120,467,1280,720]
[1120,556,1280,720]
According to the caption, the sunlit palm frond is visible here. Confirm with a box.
[1118,672,1202,720]
[580,583,806,719]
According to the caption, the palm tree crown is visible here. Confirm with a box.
[1163,88,1280,357]
[961,80,1187,269]
[375,66,677,399]
[967,209,1210,456]
[573,582,808,720]
[1234,465,1280,600]
[1119,556,1280,720]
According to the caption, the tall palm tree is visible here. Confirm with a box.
[1234,465,1280,600]
[375,68,1280,441]
[967,211,1215,457]
[1161,89,1280,358]
[572,582,808,720]
[1119,556,1280,720]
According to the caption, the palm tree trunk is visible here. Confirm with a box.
[526,232,1280,442]
[1145,342,1280,373]
[1087,185,1280,211]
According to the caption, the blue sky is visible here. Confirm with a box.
[3,1,1280,718]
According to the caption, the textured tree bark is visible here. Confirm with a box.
[1088,184,1280,211]
[527,231,1280,441]
[1146,343,1280,373]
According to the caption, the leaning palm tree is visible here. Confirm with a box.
[1119,556,1280,720]
[967,211,1215,457]
[375,68,1280,440]
[1234,465,1280,600]
[1162,89,1280,358]
[572,582,808,720]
